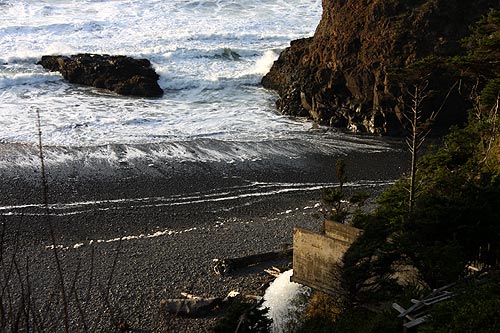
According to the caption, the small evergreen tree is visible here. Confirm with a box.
[321,159,368,224]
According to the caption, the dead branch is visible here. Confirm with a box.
[35,107,69,333]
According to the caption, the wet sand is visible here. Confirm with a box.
[0,136,406,331]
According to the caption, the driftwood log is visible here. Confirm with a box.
[213,247,293,275]
[160,291,240,317]
[160,297,223,317]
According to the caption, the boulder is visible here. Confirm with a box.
[262,0,498,135]
[38,54,164,97]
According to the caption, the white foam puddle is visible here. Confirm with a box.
[261,269,311,333]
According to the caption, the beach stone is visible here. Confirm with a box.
[38,54,164,97]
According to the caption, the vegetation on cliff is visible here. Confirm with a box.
[299,7,500,332]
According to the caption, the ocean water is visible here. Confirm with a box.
[0,0,321,144]
[0,0,395,166]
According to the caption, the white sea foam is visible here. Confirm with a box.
[0,72,62,89]
[250,50,279,75]
[0,131,396,170]
[262,269,311,333]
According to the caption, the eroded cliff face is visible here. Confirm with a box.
[262,0,497,135]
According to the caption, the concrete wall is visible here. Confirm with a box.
[292,221,362,295]
[324,220,363,243]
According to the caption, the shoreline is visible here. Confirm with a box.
[0,137,407,331]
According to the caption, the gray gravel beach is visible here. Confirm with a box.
[0,135,406,332]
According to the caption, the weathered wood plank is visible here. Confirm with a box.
[392,303,406,314]
[397,301,426,318]
[404,315,430,328]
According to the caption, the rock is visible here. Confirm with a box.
[262,0,498,135]
[37,54,164,97]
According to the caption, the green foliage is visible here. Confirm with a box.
[421,271,500,333]
[322,187,345,207]
[321,187,346,222]
[349,191,369,206]
[410,115,500,276]
[397,8,500,119]
[335,309,400,333]
[393,54,460,91]
[298,316,334,333]
[305,307,400,333]
[462,8,500,65]
[342,212,402,299]
[400,116,499,285]
[298,283,429,333]
[321,159,369,224]
[212,299,272,333]
[340,81,500,304]
[317,10,500,331]
[321,187,369,223]
[343,180,409,295]
[374,179,410,228]
[480,78,500,109]
[407,55,449,74]
[457,8,500,104]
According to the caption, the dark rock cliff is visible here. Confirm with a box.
[38,54,164,97]
[262,0,498,135]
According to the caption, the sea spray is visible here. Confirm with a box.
[261,269,311,333]
[252,50,279,75]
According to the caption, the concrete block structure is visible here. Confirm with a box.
[291,220,362,295]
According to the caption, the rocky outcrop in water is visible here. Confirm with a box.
[38,54,164,97]
[262,0,498,135]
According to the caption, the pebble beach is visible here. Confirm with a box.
[0,137,405,331]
